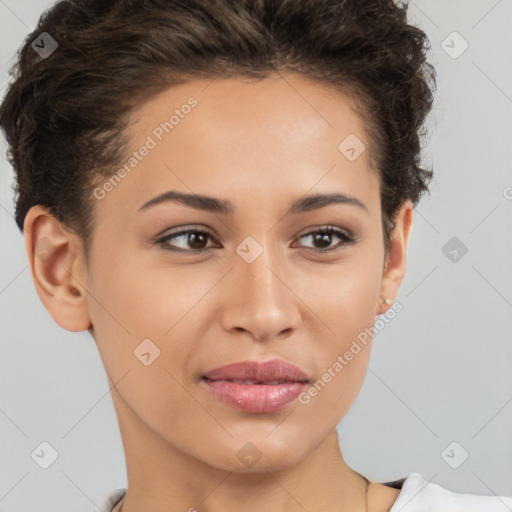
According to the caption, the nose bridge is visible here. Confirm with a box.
[238,236,282,305]
[223,233,300,340]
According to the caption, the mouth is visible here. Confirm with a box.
[200,359,310,412]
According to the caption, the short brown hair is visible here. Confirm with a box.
[0,0,436,261]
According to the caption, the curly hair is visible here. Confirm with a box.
[0,0,436,262]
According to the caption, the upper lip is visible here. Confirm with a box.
[202,359,309,383]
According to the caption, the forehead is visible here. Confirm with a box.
[92,73,379,221]
[130,73,369,151]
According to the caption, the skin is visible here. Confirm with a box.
[23,72,413,512]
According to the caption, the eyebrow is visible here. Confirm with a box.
[138,190,369,215]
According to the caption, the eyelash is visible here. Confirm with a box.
[155,225,356,254]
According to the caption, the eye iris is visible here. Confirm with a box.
[314,230,334,249]
[188,232,208,249]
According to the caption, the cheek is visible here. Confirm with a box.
[309,249,383,336]
[86,257,195,419]
[298,286,375,427]
[300,245,382,406]
[87,252,211,371]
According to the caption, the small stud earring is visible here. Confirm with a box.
[381,296,393,305]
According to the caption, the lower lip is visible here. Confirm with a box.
[201,378,308,413]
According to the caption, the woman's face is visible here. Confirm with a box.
[28,72,412,474]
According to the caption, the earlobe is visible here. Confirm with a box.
[376,200,414,316]
[23,205,92,332]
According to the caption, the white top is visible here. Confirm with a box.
[90,472,512,512]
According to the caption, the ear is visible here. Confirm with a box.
[375,200,414,316]
[23,205,92,332]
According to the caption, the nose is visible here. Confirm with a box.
[219,243,302,342]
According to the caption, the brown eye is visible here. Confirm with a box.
[295,226,356,252]
[156,228,216,253]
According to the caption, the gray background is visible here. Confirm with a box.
[1,1,511,511]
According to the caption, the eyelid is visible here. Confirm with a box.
[157,225,215,239]
[296,224,353,240]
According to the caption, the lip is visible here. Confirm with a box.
[201,359,309,413]
[202,359,309,383]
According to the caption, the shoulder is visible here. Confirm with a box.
[386,473,512,512]
[90,488,126,512]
